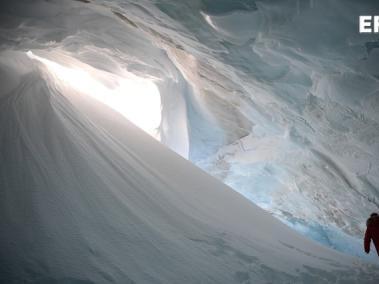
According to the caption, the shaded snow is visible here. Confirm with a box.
[0,48,378,283]
[1,0,379,283]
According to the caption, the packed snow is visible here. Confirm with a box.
[1,0,379,283]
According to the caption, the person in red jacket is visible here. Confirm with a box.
[364,212,379,256]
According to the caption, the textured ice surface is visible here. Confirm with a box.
[1,46,379,284]
[1,0,379,282]
[150,0,379,259]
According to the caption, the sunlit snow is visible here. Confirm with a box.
[27,50,162,138]
[1,0,379,283]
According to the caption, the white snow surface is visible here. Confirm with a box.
[1,48,379,284]
[1,0,379,283]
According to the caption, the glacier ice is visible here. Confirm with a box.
[150,0,379,259]
[1,0,379,283]
[1,45,378,283]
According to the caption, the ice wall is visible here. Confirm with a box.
[1,0,379,264]
[3,2,379,282]
[149,0,379,258]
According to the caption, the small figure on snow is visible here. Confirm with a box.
[364,212,379,256]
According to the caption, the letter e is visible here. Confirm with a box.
[360,16,372,33]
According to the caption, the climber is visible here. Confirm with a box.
[364,212,379,256]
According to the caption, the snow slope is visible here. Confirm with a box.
[1,0,379,282]
[2,0,379,258]
[0,48,379,283]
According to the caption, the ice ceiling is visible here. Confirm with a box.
[1,0,379,259]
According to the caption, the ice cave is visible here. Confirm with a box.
[1,0,379,283]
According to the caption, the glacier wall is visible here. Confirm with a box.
[151,0,379,259]
[1,0,379,261]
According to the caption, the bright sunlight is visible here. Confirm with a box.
[27,50,161,138]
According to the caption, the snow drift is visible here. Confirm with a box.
[0,48,378,283]
[1,0,379,283]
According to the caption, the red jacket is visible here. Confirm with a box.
[364,216,379,256]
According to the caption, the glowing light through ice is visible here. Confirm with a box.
[27,51,162,138]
